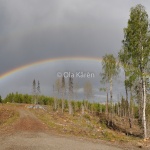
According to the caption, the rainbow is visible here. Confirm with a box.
[0,56,103,80]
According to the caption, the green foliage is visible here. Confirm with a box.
[4,93,32,104]
[122,4,150,78]
[119,4,150,98]
[101,54,119,82]
[3,93,55,105]
[119,4,150,138]
[71,100,75,111]
[101,54,119,114]
[77,101,82,110]
[64,99,67,108]
[3,92,107,116]
[0,95,2,103]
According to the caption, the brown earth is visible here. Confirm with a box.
[13,109,48,132]
[0,105,148,150]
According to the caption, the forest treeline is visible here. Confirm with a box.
[1,92,141,119]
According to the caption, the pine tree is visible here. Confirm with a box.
[32,79,36,104]
[37,81,40,104]
[61,76,66,113]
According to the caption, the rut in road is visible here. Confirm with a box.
[13,108,49,132]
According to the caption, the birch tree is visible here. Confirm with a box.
[101,54,119,126]
[122,4,150,139]
[101,54,119,113]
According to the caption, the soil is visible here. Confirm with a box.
[0,106,147,150]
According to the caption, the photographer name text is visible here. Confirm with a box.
[57,72,95,78]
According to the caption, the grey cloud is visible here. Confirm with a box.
[0,0,150,99]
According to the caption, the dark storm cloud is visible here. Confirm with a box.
[1,0,150,74]
[0,0,150,98]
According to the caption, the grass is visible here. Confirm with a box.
[30,107,141,142]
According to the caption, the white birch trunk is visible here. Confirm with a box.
[143,79,147,139]
[110,78,113,119]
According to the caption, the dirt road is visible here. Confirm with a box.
[0,108,123,150]
[0,132,123,150]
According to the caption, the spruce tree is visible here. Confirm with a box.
[68,76,73,114]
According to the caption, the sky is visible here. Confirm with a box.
[0,0,150,101]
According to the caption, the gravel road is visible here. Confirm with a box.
[0,132,123,150]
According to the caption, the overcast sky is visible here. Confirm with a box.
[0,0,150,100]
